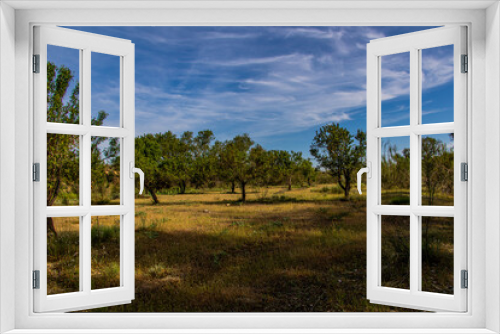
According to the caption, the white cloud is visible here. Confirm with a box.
[128,27,452,140]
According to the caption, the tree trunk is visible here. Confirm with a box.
[148,187,159,204]
[240,181,246,202]
[344,173,351,200]
[231,181,235,194]
[344,185,350,200]
[423,216,430,259]
[288,176,292,191]
[47,217,58,237]
[180,180,186,194]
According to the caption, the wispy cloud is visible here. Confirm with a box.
[69,26,450,151]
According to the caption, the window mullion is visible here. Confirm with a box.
[82,47,92,293]
[409,47,420,294]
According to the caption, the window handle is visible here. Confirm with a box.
[129,162,144,195]
[357,162,371,195]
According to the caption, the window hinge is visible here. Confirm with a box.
[33,163,40,182]
[461,54,468,73]
[33,54,40,73]
[461,270,468,289]
[33,270,40,289]
[461,162,468,182]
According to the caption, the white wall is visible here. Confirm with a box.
[2,4,495,331]
[486,2,500,333]
[0,2,16,333]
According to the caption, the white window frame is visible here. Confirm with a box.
[1,1,499,333]
[366,26,468,312]
[33,26,136,313]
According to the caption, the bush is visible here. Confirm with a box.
[91,224,119,244]
[389,196,410,205]
[315,185,343,194]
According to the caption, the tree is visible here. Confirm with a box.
[296,155,316,187]
[223,134,254,202]
[310,123,366,199]
[175,131,195,194]
[268,150,303,191]
[213,140,236,193]
[191,130,215,189]
[136,133,169,204]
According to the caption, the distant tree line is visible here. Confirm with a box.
[135,131,316,203]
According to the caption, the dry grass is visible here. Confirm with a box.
[47,184,453,312]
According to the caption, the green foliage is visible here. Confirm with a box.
[388,196,410,205]
[136,131,317,203]
[421,137,454,205]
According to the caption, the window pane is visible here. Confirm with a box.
[91,215,121,290]
[421,133,454,206]
[421,45,454,124]
[381,52,410,127]
[47,217,80,295]
[381,137,410,205]
[421,216,454,294]
[47,45,80,124]
[381,215,410,289]
[91,137,120,205]
[92,52,120,127]
[47,134,79,206]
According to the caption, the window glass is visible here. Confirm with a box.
[421,45,454,124]
[381,137,410,205]
[47,134,79,206]
[47,45,80,124]
[421,133,454,206]
[421,216,454,294]
[91,215,121,290]
[381,215,410,289]
[91,52,121,127]
[381,52,410,127]
[47,217,80,295]
[91,137,120,205]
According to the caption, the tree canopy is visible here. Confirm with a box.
[135,132,316,203]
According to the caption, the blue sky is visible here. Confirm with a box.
[50,26,454,160]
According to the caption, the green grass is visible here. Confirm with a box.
[46,184,453,312]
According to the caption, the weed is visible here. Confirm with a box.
[147,263,167,278]
[212,250,227,266]
[135,211,147,218]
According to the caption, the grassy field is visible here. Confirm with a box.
[47,184,454,312]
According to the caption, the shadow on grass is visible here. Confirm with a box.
[78,218,420,313]
[138,196,365,208]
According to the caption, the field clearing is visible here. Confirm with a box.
[47,184,453,312]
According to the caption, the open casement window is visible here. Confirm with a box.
[365,26,467,312]
[33,26,138,312]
